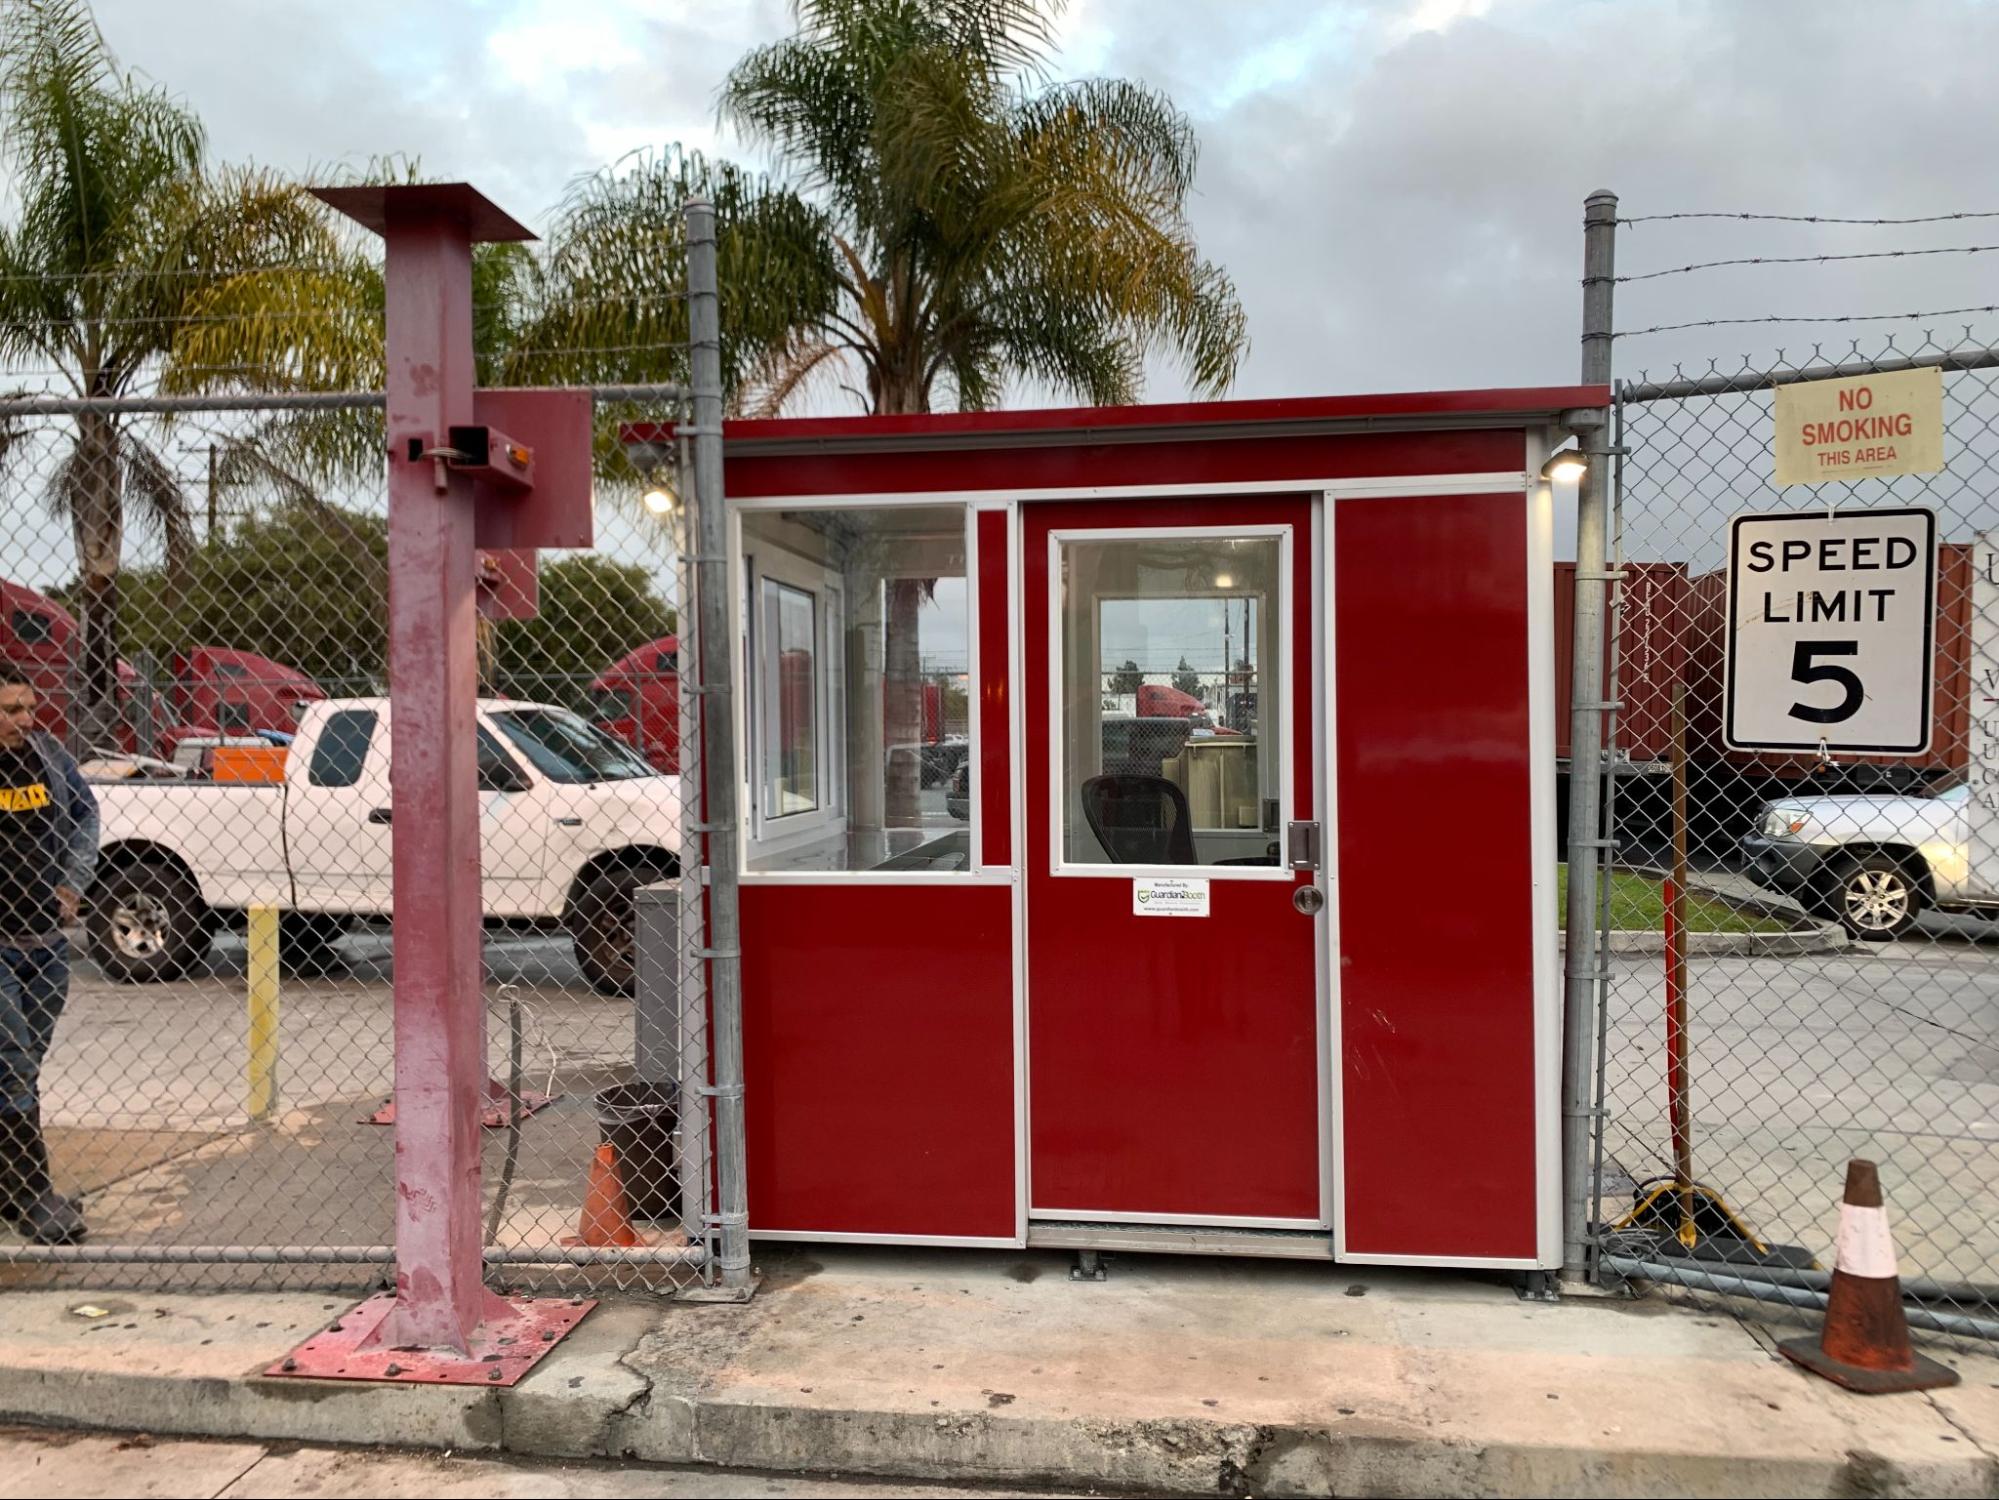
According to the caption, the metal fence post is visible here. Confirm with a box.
[1561,187,1618,1279]
[682,197,752,1293]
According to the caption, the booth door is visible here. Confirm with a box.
[1022,496,1325,1226]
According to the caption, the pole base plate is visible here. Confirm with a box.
[675,1270,761,1303]
[265,1291,594,1386]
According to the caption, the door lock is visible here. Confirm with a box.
[1293,884,1325,916]
[1285,820,1322,871]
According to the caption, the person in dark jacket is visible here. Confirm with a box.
[0,663,97,1244]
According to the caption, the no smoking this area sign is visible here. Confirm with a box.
[1723,507,1937,755]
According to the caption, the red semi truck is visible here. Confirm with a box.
[590,634,957,776]
[1554,546,1974,850]
[2,579,325,755]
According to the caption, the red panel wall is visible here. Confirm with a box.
[739,883,1016,1238]
[977,509,1011,866]
[1334,492,1539,1259]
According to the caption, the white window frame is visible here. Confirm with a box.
[734,497,983,881]
[1048,523,1296,881]
[745,536,844,859]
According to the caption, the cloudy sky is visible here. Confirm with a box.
[83,0,1999,403]
[5,0,1994,591]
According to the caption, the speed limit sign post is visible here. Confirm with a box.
[1723,507,1937,754]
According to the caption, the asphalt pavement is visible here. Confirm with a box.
[1597,930,1999,1296]
[23,913,1999,1315]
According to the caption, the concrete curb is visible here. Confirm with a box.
[1,1286,1993,1499]
[4,1350,1992,1498]
[1600,920,1847,956]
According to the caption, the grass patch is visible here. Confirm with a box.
[1556,864,1795,934]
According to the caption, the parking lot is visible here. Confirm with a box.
[16,929,654,1288]
[12,913,1998,1304]
[1597,916,1999,1296]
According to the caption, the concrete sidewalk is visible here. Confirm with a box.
[0,1247,1994,1497]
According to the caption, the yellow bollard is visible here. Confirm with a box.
[246,904,281,1121]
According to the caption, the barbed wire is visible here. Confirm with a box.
[1616,244,1999,284]
[1613,306,1999,340]
[1616,210,1999,226]
[0,265,361,284]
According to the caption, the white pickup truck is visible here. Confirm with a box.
[86,698,681,993]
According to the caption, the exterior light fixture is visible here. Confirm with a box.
[641,481,678,516]
[1540,450,1588,484]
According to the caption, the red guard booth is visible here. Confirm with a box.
[633,385,1602,1269]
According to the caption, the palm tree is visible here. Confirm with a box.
[0,0,368,742]
[534,0,1247,417]
[527,1,1248,832]
[719,0,1248,414]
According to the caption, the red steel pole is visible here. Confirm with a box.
[271,186,599,1384]
[374,202,510,1349]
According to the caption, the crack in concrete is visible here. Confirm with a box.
[604,1346,659,1458]
[207,1442,275,1499]
[1924,1389,1996,1464]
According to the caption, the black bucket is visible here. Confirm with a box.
[595,1082,680,1223]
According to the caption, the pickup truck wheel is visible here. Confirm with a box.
[1835,853,1921,941]
[89,863,210,983]
[570,863,670,996]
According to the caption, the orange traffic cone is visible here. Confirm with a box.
[1779,1160,1958,1394]
[564,1143,640,1248]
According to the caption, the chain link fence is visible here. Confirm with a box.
[0,365,723,1293]
[1585,328,1999,1344]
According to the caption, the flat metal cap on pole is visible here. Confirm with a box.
[310,183,537,243]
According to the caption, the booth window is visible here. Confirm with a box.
[761,579,821,815]
[743,505,971,872]
[1057,531,1285,869]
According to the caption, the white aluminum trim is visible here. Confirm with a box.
[729,504,748,875]
[967,501,982,872]
[739,870,1012,887]
[1009,500,1030,1242]
[1525,431,1563,1269]
[1335,1250,1544,1270]
[750,1229,1025,1248]
[1030,1209,1327,1230]
[744,540,843,849]
[1044,522,1294,543]
[731,472,1529,509]
[1026,1223,1336,1260]
[732,499,989,884]
[1311,491,1334,1235]
[1327,493,1350,1261]
[1047,863,1296,882]
[1045,522,1296,880]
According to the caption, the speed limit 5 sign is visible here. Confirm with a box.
[1723,506,1936,754]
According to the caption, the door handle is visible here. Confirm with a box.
[1286,820,1322,871]
[368,807,392,825]
[554,816,583,827]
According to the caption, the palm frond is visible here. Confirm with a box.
[522,146,840,393]
[733,329,853,418]
[119,430,193,573]
[156,167,381,396]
